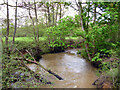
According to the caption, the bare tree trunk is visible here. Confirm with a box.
[55,3,58,25]
[78,2,84,31]
[45,9,48,26]
[6,0,9,55]
[52,5,54,26]
[28,2,36,41]
[87,2,90,28]
[59,3,62,19]
[47,4,51,27]
[13,0,17,45]
[34,0,39,42]
[94,2,96,24]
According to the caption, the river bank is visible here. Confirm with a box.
[10,49,98,88]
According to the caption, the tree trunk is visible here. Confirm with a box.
[78,2,85,31]
[47,6,51,26]
[52,5,54,26]
[28,2,36,42]
[6,0,9,56]
[87,2,90,28]
[34,0,39,42]
[59,3,62,19]
[55,3,58,25]
[118,2,120,41]
[78,1,91,61]
[94,2,96,24]
[13,0,17,45]
[45,9,48,26]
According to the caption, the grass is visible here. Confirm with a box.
[2,37,47,42]
[2,36,82,51]
[2,36,80,42]
[65,37,80,40]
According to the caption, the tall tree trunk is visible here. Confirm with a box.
[118,2,120,41]
[45,9,47,26]
[34,0,39,42]
[117,2,120,84]
[6,0,9,55]
[78,2,85,31]
[28,2,36,41]
[87,3,89,28]
[47,6,51,26]
[55,3,58,25]
[78,1,91,61]
[13,0,17,45]
[93,2,96,56]
[52,5,54,26]
[59,3,62,19]
[94,2,96,24]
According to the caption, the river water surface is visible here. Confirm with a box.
[27,49,98,88]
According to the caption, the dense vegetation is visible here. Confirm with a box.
[1,1,120,88]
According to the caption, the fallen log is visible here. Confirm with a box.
[15,48,63,80]
[14,57,63,80]
[16,56,52,84]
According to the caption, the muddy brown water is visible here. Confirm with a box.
[26,49,98,88]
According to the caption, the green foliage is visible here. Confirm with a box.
[84,24,119,59]
[101,60,119,87]
[49,40,65,48]
[80,49,89,59]
[1,1,120,88]
[46,16,78,49]
[74,27,85,38]
[1,23,47,37]
[92,53,102,61]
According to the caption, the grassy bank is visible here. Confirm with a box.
[2,36,79,42]
[2,36,83,54]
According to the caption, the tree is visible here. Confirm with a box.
[34,0,39,42]
[12,0,18,45]
[52,3,55,25]
[28,2,37,41]
[87,1,90,28]
[118,2,120,41]
[55,3,59,25]
[93,2,97,24]
[6,0,9,56]
[59,2,62,19]
[74,0,91,60]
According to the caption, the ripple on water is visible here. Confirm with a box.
[25,49,97,88]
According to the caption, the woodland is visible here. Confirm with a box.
[0,0,120,88]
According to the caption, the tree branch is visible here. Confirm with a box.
[70,5,79,11]
[15,48,64,80]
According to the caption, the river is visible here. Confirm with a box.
[26,49,98,88]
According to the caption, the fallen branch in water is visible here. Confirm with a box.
[16,54,52,84]
[15,48,63,80]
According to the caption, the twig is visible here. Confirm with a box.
[26,50,36,61]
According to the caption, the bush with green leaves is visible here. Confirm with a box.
[46,16,78,49]
[81,23,119,61]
